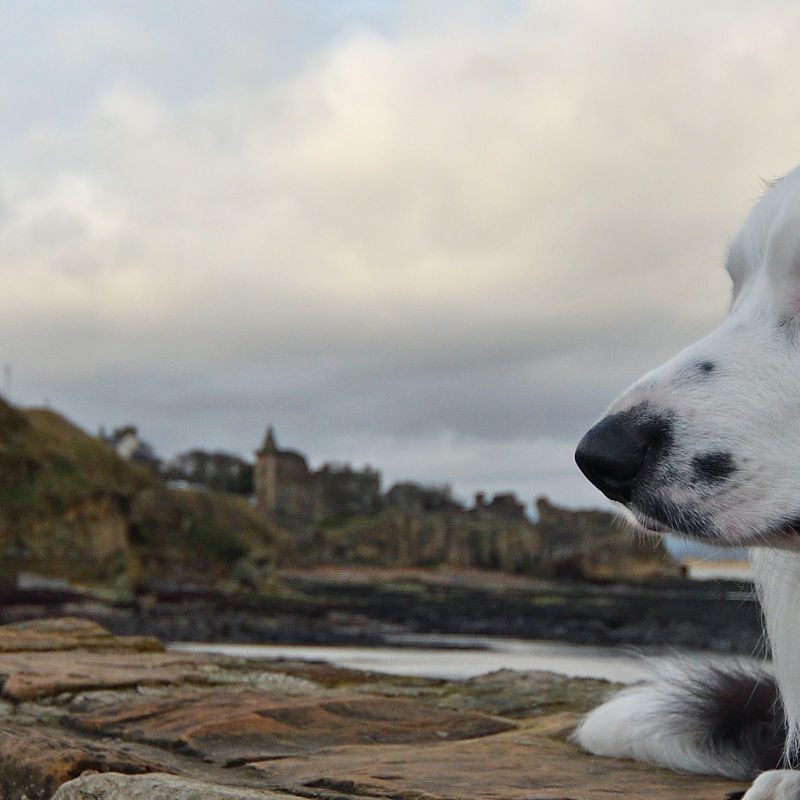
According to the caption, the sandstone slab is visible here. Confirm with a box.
[52,772,306,800]
[0,616,161,654]
[255,726,746,800]
[0,617,751,800]
[0,722,170,800]
[0,649,221,700]
[68,690,515,763]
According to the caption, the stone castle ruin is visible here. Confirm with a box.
[254,426,677,580]
[254,426,526,527]
[255,427,382,524]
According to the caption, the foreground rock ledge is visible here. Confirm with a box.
[0,617,743,800]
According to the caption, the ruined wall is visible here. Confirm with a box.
[534,496,677,580]
[307,508,541,573]
[474,492,526,520]
[385,483,462,514]
[313,464,382,521]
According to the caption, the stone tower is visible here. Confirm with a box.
[254,425,314,522]
[255,425,280,513]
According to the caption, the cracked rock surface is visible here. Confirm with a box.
[0,617,744,800]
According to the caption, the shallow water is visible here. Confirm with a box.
[169,634,764,683]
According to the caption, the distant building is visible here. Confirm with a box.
[255,426,529,529]
[255,426,381,524]
[100,425,160,469]
[255,427,314,521]
[314,462,382,519]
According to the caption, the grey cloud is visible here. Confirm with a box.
[4,2,800,507]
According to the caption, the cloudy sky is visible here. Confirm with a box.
[4,1,800,510]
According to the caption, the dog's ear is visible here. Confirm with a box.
[725,241,747,300]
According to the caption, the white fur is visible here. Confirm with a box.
[743,770,800,800]
[753,549,800,753]
[576,165,800,796]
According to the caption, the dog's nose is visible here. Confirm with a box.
[575,412,655,503]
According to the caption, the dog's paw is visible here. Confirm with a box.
[742,771,800,800]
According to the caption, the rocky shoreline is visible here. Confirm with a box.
[0,568,763,654]
[0,616,746,800]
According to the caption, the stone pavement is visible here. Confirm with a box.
[0,617,745,799]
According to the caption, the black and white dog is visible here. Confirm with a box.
[575,167,800,800]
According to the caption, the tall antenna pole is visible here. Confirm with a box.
[3,365,11,401]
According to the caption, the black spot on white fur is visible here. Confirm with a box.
[692,451,737,484]
[697,360,716,375]
[677,667,786,775]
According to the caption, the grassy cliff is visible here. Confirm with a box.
[0,400,293,592]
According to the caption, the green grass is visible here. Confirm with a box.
[186,516,248,564]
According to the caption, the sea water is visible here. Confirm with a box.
[170,634,763,683]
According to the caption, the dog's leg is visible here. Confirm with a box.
[752,549,800,752]
[742,770,800,799]
[742,551,800,799]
